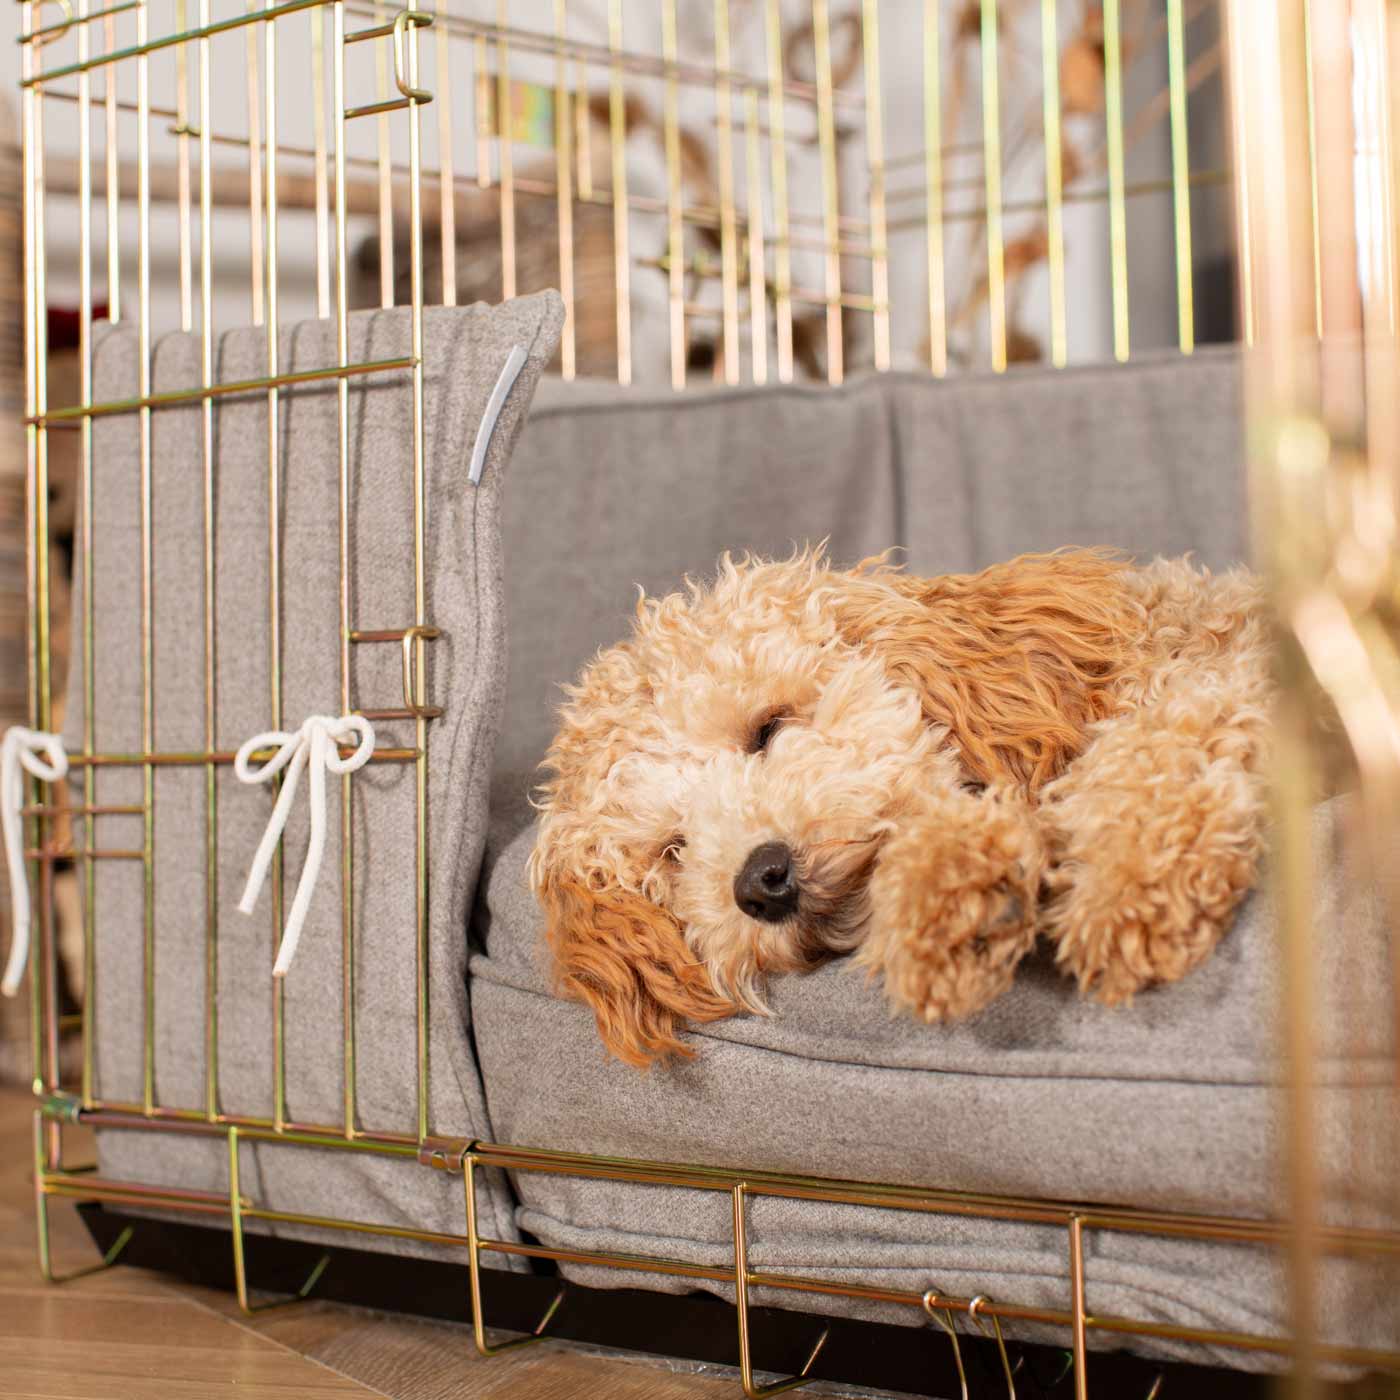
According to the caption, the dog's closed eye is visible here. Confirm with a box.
[747,708,791,755]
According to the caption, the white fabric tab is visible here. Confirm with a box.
[2,727,69,998]
[468,344,528,486]
[234,714,375,977]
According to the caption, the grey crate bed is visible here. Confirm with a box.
[66,332,1397,1372]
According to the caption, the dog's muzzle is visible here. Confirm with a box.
[734,842,799,923]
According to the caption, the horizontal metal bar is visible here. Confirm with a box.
[24,847,145,861]
[243,1206,465,1249]
[21,804,145,816]
[65,748,419,767]
[73,1105,420,1155]
[345,97,415,121]
[42,1170,249,1210]
[20,0,339,85]
[18,0,141,43]
[31,356,416,425]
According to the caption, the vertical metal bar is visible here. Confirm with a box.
[245,2,265,325]
[311,6,332,320]
[496,0,516,301]
[175,0,193,332]
[199,0,217,1124]
[436,17,456,307]
[811,0,843,384]
[745,88,767,387]
[861,0,890,372]
[1040,0,1067,367]
[714,0,740,384]
[464,1153,488,1351]
[979,0,1006,373]
[333,0,356,1141]
[922,0,946,376]
[1223,0,1253,346]
[1303,0,1322,336]
[1069,1215,1087,1399]
[77,0,98,1111]
[103,4,121,322]
[374,0,394,308]
[573,56,592,203]
[405,0,430,1145]
[137,0,156,1118]
[1102,0,1130,361]
[1166,0,1194,354]
[662,0,685,390]
[553,0,574,376]
[228,1126,251,1309]
[607,0,631,386]
[33,1112,52,1280]
[732,1183,757,1394]
[264,4,286,1133]
[473,35,490,191]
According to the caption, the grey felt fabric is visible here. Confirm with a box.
[65,294,562,1261]
[472,351,1398,1368]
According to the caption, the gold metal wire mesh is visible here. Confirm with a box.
[12,2,1400,1395]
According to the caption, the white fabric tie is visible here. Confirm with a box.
[2,727,69,998]
[234,714,375,977]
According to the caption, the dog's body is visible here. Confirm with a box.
[532,550,1271,1067]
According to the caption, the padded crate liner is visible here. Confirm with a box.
[64,294,563,1258]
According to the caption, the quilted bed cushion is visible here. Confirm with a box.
[65,294,562,1256]
[471,802,1398,1367]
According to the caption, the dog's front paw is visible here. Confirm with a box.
[860,790,1045,1022]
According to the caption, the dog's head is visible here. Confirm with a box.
[531,548,1135,1066]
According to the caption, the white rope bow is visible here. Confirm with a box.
[234,714,375,977]
[2,727,69,998]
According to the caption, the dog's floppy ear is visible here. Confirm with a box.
[536,870,737,1068]
[827,551,1138,790]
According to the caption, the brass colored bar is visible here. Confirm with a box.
[922,0,945,375]
[77,0,97,1111]
[552,0,573,375]
[345,95,414,122]
[264,0,287,1134]
[662,0,685,389]
[41,1170,244,1210]
[1102,0,1129,360]
[228,1127,252,1309]
[572,55,590,201]
[495,0,515,300]
[245,3,265,326]
[80,1104,420,1151]
[1070,1215,1088,1399]
[713,0,740,385]
[334,0,356,1142]
[473,36,489,190]
[22,0,346,86]
[1222,0,1252,346]
[103,4,119,321]
[860,0,890,372]
[311,5,331,318]
[764,0,792,382]
[43,1183,232,1217]
[1165,0,1193,353]
[33,356,417,424]
[21,804,145,817]
[174,0,193,331]
[1040,0,1067,366]
[1303,0,1321,334]
[404,0,431,1145]
[29,849,147,861]
[244,1205,465,1249]
[811,0,843,383]
[66,747,419,766]
[200,0,216,1126]
[979,0,1006,372]
[435,14,456,306]
[137,0,156,1118]
[744,87,766,386]
[607,0,631,385]
[373,0,393,306]
[22,0,140,43]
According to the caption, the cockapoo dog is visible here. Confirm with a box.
[531,549,1271,1067]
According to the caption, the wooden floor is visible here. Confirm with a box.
[0,1083,800,1400]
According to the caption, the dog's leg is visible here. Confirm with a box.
[858,787,1046,1022]
[1040,672,1270,1004]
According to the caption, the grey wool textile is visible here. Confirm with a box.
[474,349,1396,1369]
[65,294,563,1260]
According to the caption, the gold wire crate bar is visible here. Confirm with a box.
[27,355,418,426]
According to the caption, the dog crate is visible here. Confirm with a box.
[8,1,1400,1395]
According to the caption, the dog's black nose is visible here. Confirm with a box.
[734,842,799,923]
